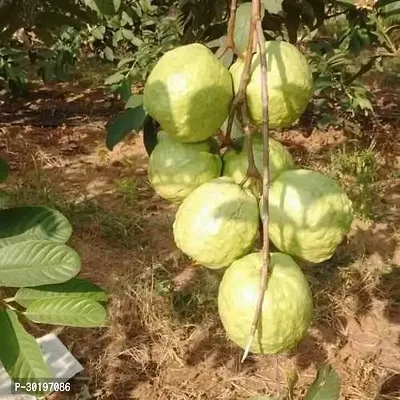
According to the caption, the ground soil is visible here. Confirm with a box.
[0,72,399,400]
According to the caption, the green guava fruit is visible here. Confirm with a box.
[148,132,222,204]
[264,169,354,263]
[143,43,234,143]
[222,135,294,193]
[218,252,313,354]
[230,41,313,129]
[173,177,259,269]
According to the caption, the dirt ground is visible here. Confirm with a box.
[0,71,399,399]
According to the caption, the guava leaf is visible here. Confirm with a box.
[0,158,9,183]
[113,0,121,12]
[206,36,226,49]
[0,309,52,390]
[0,241,81,287]
[25,298,107,327]
[142,114,160,156]
[0,206,72,248]
[234,3,266,54]
[263,0,283,14]
[106,106,147,150]
[304,364,341,400]
[125,94,143,109]
[15,278,108,307]
[104,72,125,86]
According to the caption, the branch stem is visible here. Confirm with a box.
[221,0,260,149]
[241,7,270,364]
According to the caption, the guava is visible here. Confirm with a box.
[230,41,313,129]
[264,169,354,263]
[218,252,313,354]
[148,132,222,204]
[222,135,294,193]
[173,177,259,269]
[143,43,234,143]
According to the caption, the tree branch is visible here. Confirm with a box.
[241,6,270,364]
[239,102,262,187]
[218,0,242,59]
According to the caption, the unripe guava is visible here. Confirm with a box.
[222,135,294,194]
[264,169,354,263]
[230,41,313,129]
[143,44,234,143]
[148,132,222,204]
[218,252,313,354]
[173,177,259,269]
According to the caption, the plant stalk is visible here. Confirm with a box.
[239,102,262,187]
[241,5,270,363]
[222,0,258,148]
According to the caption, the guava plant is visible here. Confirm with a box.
[0,159,107,396]
[104,0,355,367]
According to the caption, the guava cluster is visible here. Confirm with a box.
[143,42,354,355]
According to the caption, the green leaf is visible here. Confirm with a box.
[0,241,81,287]
[104,72,125,86]
[117,57,135,68]
[206,36,226,49]
[0,206,72,248]
[234,3,265,54]
[262,0,283,14]
[121,28,143,46]
[125,94,143,109]
[91,25,106,40]
[15,278,108,307]
[25,298,107,327]
[121,10,134,26]
[142,114,160,156]
[106,106,147,150]
[113,0,121,12]
[304,364,341,400]
[104,46,115,62]
[0,158,9,183]
[378,0,400,26]
[0,309,52,389]
[117,77,133,102]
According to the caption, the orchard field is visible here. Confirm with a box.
[0,1,400,399]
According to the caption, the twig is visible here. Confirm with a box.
[218,0,241,59]
[239,102,262,187]
[221,0,258,148]
[241,5,270,363]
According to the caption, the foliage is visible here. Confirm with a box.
[105,0,400,147]
[0,158,108,396]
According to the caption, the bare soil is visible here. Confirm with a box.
[0,76,399,400]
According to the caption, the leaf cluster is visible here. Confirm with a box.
[0,159,108,396]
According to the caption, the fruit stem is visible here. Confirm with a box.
[241,4,270,364]
[221,0,258,149]
[239,102,262,187]
[218,0,242,59]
